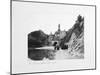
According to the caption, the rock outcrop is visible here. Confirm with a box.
[60,15,84,57]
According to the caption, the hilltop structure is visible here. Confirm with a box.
[48,24,66,46]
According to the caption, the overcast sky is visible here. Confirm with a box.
[12,1,87,34]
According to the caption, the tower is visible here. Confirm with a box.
[58,24,60,32]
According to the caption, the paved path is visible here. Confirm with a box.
[55,50,83,59]
[35,46,84,60]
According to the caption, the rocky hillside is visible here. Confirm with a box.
[60,15,84,43]
[60,15,84,57]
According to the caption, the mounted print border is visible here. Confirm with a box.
[10,0,96,75]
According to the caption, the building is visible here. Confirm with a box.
[54,24,66,40]
[48,24,66,46]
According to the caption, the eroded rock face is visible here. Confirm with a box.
[68,32,84,53]
[60,15,84,57]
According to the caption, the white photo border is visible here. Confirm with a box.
[10,0,96,75]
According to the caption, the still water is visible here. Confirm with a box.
[28,49,57,60]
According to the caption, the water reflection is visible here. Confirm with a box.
[28,49,57,60]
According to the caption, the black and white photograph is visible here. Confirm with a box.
[28,15,84,61]
[11,0,96,74]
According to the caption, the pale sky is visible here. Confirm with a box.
[12,1,86,34]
